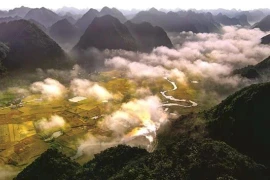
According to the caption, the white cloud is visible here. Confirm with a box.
[30,78,66,100]
[34,115,66,133]
[70,79,113,101]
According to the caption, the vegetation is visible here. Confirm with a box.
[205,82,270,166]
[234,56,270,79]
[0,42,9,76]
[75,145,148,180]
[15,148,80,180]
[16,139,267,180]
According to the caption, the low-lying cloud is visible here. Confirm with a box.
[74,96,168,158]
[70,79,113,100]
[30,78,67,100]
[29,77,113,101]
[105,26,270,97]
[34,115,67,134]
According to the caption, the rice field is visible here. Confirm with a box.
[0,70,214,170]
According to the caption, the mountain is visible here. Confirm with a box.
[214,13,241,26]
[15,149,80,180]
[252,15,270,31]
[99,7,127,23]
[244,10,265,23]
[261,34,270,44]
[125,21,173,52]
[61,15,76,24]
[131,9,220,33]
[195,9,265,24]
[0,6,31,18]
[75,7,127,32]
[0,20,66,70]
[28,19,48,33]
[75,8,99,32]
[235,14,250,26]
[73,15,137,52]
[55,6,88,17]
[8,6,31,17]
[24,7,61,27]
[49,19,81,45]
[234,56,270,79]
[184,11,220,33]
[205,82,270,166]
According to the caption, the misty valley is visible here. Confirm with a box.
[0,5,270,180]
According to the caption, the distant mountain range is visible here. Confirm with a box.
[131,8,221,33]
[0,16,21,24]
[0,6,31,18]
[214,13,250,26]
[0,6,269,34]
[24,7,62,27]
[195,9,268,23]
[0,20,66,70]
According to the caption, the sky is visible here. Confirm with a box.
[1,0,270,10]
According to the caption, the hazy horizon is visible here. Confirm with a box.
[0,0,270,11]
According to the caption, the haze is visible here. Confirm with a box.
[1,0,270,10]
